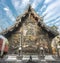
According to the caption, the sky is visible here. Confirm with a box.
[0,0,60,32]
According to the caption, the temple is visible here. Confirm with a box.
[0,5,59,55]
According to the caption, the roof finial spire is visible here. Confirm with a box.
[28,4,32,12]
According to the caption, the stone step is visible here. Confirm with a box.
[22,55,39,61]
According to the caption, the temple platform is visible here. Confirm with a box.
[0,54,60,63]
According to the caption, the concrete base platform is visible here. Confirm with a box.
[0,55,60,63]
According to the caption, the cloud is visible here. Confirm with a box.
[41,0,60,30]
[0,27,2,32]
[40,5,46,12]
[11,0,29,14]
[37,4,47,15]
[4,7,9,11]
[0,0,60,32]
[44,11,56,22]
[58,26,60,33]
[44,12,60,22]
[44,13,60,23]
[45,16,60,24]
[42,0,60,17]
[47,20,60,26]
[54,21,60,26]
[4,7,15,22]
[44,8,60,21]
[44,0,52,4]
[32,0,42,8]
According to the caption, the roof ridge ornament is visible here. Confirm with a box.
[28,4,32,12]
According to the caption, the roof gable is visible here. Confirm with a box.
[0,5,59,37]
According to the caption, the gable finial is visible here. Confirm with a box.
[28,4,32,12]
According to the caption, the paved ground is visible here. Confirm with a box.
[0,55,60,63]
